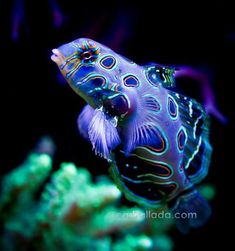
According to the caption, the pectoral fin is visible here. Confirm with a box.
[88,107,121,161]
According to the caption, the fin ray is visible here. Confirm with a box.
[88,107,121,160]
[77,104,95,140]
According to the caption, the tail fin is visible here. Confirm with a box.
[170,188,211,234]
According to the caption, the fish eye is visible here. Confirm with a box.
[78,49,98,63]
[81,51,93,60]
[77,42,100,63]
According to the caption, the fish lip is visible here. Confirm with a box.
[50,49,64,64]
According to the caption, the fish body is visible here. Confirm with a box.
[51,38,212,233]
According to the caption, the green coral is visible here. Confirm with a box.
[113,234,153,251]
[198,184,216,201]
[0,137,216,251]
[0,153,52,219]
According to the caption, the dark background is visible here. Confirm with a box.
[0,1,234,250]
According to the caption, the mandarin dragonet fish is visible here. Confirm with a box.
[51,38,212,233]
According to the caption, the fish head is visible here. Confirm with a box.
[51,38,139,119]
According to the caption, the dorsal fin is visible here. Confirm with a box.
[145,64,176,88]
[171,92,212,184]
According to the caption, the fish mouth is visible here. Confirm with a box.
[51,49,65,66]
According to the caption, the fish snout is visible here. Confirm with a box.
[51,49,65,67]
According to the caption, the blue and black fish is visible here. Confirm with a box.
[51,38,212,233]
